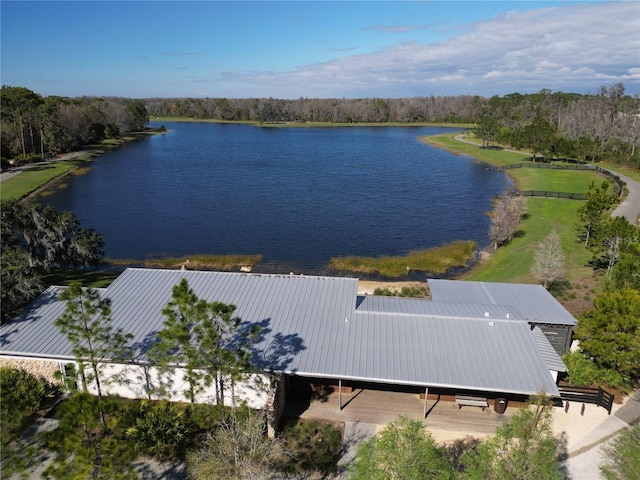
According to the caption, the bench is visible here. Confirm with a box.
[455,395,489,411]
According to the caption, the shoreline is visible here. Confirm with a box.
[1,128,167,201]
[151,117,475,129]
[8,126,499,288]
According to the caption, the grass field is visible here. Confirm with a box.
[1,162,80,201]
[513,168,605,192]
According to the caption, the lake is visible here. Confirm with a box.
[37,123,510,274]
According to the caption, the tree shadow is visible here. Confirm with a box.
[1,288,63,346]
[134,459,188,480]
[445,436,481,472]
[130,330,161,361]
[239,317,307,373]
[556,431,571,479]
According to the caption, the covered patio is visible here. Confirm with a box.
[283,384,520,440]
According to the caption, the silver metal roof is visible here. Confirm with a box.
[357,295,521,320]
[428,279,577,326]
[1,268,561,396]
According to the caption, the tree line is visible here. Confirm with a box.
[1,85,149,167]
[145,83,639,168]
[3,83,638,170]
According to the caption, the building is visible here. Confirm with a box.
[0,268,574,427]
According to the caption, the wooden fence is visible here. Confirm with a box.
[489,162,625,201]
[558,385,615,414]
[520,190,588,200]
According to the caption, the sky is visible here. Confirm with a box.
[1,1,639,99]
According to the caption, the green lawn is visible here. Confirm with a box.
[462,198,593,284]
[1,162,83,201]
[513,168,604,192]
[421,134,531,166]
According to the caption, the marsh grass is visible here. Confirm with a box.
[329,240,476,277]
[140,254,263,271]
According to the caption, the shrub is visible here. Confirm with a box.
[124,401,192,459]
[373,286,429,298]
[349,416,455,480]
[279,419,343,474]
[187,409,286,480]
[12,153,42,166]
[562,351,629,390]
[601,423,640,480]
[42,392,138,479]
[0,367,59,445]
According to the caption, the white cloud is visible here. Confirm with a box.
[218,2,639,98]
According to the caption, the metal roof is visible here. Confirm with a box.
[1,268,561,396]
[428,279,577,326]
[357,295,521,320]
[532,327,568,373]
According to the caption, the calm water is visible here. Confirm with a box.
[38,123,510,274]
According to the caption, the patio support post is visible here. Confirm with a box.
[423,387,429,418]
[339,379,343,410]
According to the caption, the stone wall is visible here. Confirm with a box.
[266,373,286,439]
[0,358,63,385]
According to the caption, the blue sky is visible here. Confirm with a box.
[1,1,638,99]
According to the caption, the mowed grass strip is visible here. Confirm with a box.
[420,133,531,166]
[1,162,85,201]
[514,168,606,192]
[329,240,477,277]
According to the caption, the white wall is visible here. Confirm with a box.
[82,362,270,409]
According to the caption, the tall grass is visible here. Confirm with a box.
[329,240,476,277]
[139,254,263,271]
